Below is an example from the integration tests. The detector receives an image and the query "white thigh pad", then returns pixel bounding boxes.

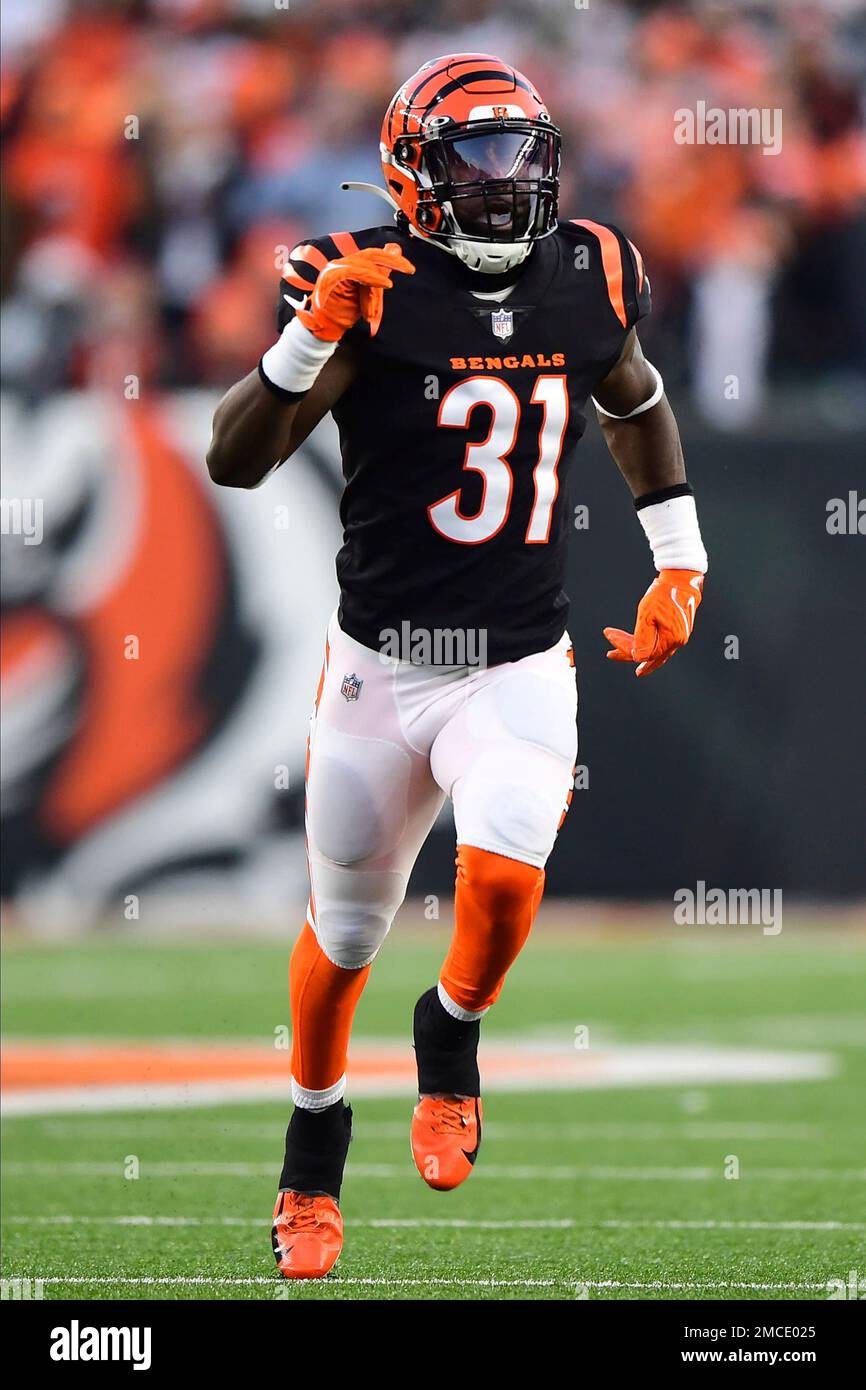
[453,746,572,867]
[434,647,578,868]
[307,726,411,865]
[476,669,577,761]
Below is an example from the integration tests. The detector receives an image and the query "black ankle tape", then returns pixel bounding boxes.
[413,987,481,1097]
[279,1101,352,1201]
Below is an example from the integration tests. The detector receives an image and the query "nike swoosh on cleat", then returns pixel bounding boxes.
[461,1099,482,1165]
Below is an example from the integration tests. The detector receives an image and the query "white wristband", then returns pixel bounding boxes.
[637,494,708,573]
[593,361,664,420]
[260,316,337,395]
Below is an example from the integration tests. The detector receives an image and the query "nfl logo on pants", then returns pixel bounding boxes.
[341,672,363,702]
[491,308,514,341]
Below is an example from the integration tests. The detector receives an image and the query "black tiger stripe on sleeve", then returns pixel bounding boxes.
[275,233,368,332]
[277,244,318,332]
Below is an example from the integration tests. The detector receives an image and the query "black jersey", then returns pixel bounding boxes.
[276,219,650,665]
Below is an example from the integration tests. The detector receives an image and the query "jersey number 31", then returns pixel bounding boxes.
[427,375,569,546]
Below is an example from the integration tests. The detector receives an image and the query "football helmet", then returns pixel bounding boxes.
[354,53,561,275]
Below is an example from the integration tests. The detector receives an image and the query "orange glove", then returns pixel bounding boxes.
[604,569,704,677]
[294,243,414,342]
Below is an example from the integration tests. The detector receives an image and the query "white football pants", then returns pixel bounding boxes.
[304,613,578,968]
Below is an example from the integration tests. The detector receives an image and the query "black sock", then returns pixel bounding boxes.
[413,986,480,1097]
[278,1100,352,1201]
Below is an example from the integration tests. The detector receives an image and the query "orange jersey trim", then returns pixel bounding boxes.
[328,231,361,257]
[292,243,329,274]
[571,219,628,328]
[627,238,645,293]
[281,267,315,293]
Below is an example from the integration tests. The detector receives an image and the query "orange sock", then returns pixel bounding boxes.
[289,922,370,1095]
[439,845,545,1015]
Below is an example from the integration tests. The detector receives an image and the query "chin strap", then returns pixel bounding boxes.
[451,240,531,274]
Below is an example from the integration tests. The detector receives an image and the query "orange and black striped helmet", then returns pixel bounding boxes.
[380,54,560,267]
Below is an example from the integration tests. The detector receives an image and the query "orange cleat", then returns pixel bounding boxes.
[271,1190,343,1280]
[411,1094,482,1191]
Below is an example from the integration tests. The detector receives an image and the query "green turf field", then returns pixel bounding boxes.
[2,918,864,1301]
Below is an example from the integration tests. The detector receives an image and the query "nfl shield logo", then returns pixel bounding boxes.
[491,308,514,341]
[340,672,363,702]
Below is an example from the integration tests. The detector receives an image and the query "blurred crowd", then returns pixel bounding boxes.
[2,0,865,424]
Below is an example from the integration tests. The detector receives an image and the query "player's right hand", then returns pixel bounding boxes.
[295,243,414,342]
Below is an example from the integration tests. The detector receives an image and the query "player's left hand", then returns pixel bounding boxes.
[603,569,704,677]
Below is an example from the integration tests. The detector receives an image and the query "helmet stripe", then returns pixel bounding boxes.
[398,60,455,134]
[394,60,540,137]
[421,69,534,115]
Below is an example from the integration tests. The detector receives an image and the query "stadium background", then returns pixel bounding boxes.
[3,0,865,924]
[1,0,865,1305]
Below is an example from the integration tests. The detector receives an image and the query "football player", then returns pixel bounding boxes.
[207,54,708,1279]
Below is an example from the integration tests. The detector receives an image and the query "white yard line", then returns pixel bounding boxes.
[4,1215,574,1230]
[4,1160,864,1181]
[5,1214,864,1232]
[601,1219,865,1232]
[6,1275,838,1292]
[28,1118,828,1141]
[358,1121,827,1142]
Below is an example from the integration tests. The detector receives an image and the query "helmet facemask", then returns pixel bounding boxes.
[388,118,561,274]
